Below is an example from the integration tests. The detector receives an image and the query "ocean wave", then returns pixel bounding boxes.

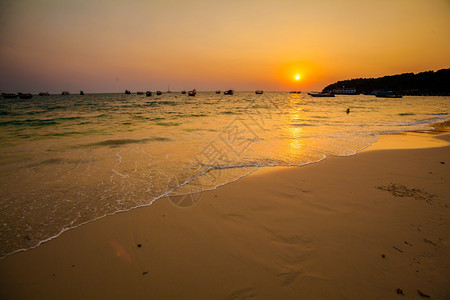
[43,131,84,137]
[220,111,240,115]
[0,119,59,127]
[81,137,171,147]
[155,122,180,126]
[145,101,179,107]
[291,123,316,127]
[45,105,67,110]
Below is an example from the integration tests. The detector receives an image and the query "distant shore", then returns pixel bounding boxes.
[0,123,449,299]
[323,68,450,96]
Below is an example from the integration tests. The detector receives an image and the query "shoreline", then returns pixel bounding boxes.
[2,122,448,261]
[0,123,449,299]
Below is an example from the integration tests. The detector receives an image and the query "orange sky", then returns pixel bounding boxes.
[1,0,449,93]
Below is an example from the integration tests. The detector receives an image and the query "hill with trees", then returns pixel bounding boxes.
[323,68,450,95]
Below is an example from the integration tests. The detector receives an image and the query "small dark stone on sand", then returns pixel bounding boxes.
[440,161,445,164]
[381,254,386,258]
[162,214,165,217]
[417,290,430,298]
[215,195,218,197]
[137,244,142,248]
[396,288,404,295]
[142,271,148,275]
[72,264,75,267]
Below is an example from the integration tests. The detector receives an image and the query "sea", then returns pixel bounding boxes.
[0,92,448,258]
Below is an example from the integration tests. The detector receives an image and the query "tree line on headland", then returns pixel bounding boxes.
[323,68,450,96]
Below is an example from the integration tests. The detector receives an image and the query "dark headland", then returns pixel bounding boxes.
[323,68,450,96]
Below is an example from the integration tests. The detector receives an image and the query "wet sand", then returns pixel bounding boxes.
[0,130,449,299]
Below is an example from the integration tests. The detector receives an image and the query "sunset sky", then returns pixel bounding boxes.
[1,0,449,93]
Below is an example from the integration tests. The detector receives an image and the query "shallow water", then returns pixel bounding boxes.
[0,92,448,258]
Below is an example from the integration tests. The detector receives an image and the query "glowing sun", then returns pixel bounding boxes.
[295,74,301,80]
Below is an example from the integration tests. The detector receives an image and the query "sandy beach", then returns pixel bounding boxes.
[1,128,449,299]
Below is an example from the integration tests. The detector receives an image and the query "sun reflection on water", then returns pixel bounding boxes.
[283,108,306,160]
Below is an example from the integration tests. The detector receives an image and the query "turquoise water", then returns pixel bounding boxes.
[0,92,448,258]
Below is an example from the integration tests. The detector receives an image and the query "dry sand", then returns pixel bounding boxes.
[0,130,449,299]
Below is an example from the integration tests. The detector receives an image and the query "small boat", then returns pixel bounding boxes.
[80,90,84,95]
[255,90,263,94]
[61,91,70,95]
[290,91,302,94]
[39,92,50,96]
[156,91,162,96]
[308,92,335,97]
[137,91,144,95]
[216,91,221,94]
[18,93,33,99]
[224,90,234,95]
[125,90,131,94]
[188,89,197,96]
[146,91,152,97]
[2,93,18,99]
[181,90,186,94]
[374,91,402,98]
